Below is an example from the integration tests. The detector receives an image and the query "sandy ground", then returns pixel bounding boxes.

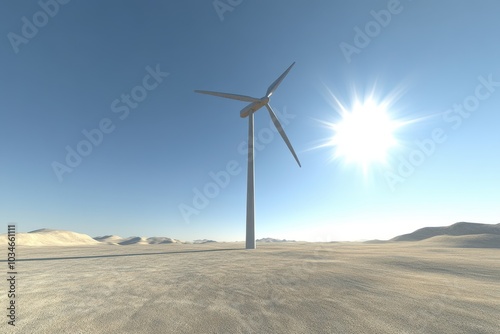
[2,242,499,333]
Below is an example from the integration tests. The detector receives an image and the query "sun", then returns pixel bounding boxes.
[314,83,415,174]
[329,99,399,169]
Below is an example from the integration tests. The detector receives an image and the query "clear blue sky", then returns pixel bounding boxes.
[1,0,499,241]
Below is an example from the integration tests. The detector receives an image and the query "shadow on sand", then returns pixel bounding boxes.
[1,248,244,262]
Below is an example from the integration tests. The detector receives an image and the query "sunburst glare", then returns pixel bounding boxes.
[314,84,411,175]
[331,99,397,165]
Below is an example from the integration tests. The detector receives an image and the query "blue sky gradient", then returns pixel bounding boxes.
[1,0,499,241]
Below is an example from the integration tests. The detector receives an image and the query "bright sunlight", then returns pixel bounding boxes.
[330,99,398,169]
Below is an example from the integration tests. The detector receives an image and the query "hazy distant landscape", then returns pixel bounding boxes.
[2,221,499,248]
[2,222,499,333]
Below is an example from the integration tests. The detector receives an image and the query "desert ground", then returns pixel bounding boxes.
[2,238,499,333]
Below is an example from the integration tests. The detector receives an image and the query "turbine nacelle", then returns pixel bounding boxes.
[195,62,295,119]
[240,102,259,118]
[239,97,269,118]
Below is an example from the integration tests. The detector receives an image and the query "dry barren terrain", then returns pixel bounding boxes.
[2,241,499,333]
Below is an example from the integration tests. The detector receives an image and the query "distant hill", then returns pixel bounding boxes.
[257,238,296,243]
[392,222,500,241]
[117,236,150,245]
[363,239,388,244]
[420,234,500,249]
[193,239,217,244]
[0,229,187,246]
[94,235,184,245]
[0,229,100,246]
[93,235,123,244]
[147,237,182,244]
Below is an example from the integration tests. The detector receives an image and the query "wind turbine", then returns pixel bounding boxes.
[195,62,301,249]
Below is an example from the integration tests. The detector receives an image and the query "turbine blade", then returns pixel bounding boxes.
[194,90,259,103]
[265,104,301,167]
[266,62,295,98]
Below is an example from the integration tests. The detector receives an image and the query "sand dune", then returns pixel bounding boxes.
[420,233,500,248]
[392,222,500,241]
[117,236,150,245]
[146,237,182,244]
[93,235,124,245]
[94,235,183,245]
[193,239,217,244]
[116,236,183,245]
[0,229,100,246]
[0,230,185,247]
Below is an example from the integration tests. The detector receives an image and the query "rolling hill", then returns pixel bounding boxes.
[391,222,500,241]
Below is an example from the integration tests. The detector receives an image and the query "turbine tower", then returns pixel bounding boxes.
[195,62,300,249]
